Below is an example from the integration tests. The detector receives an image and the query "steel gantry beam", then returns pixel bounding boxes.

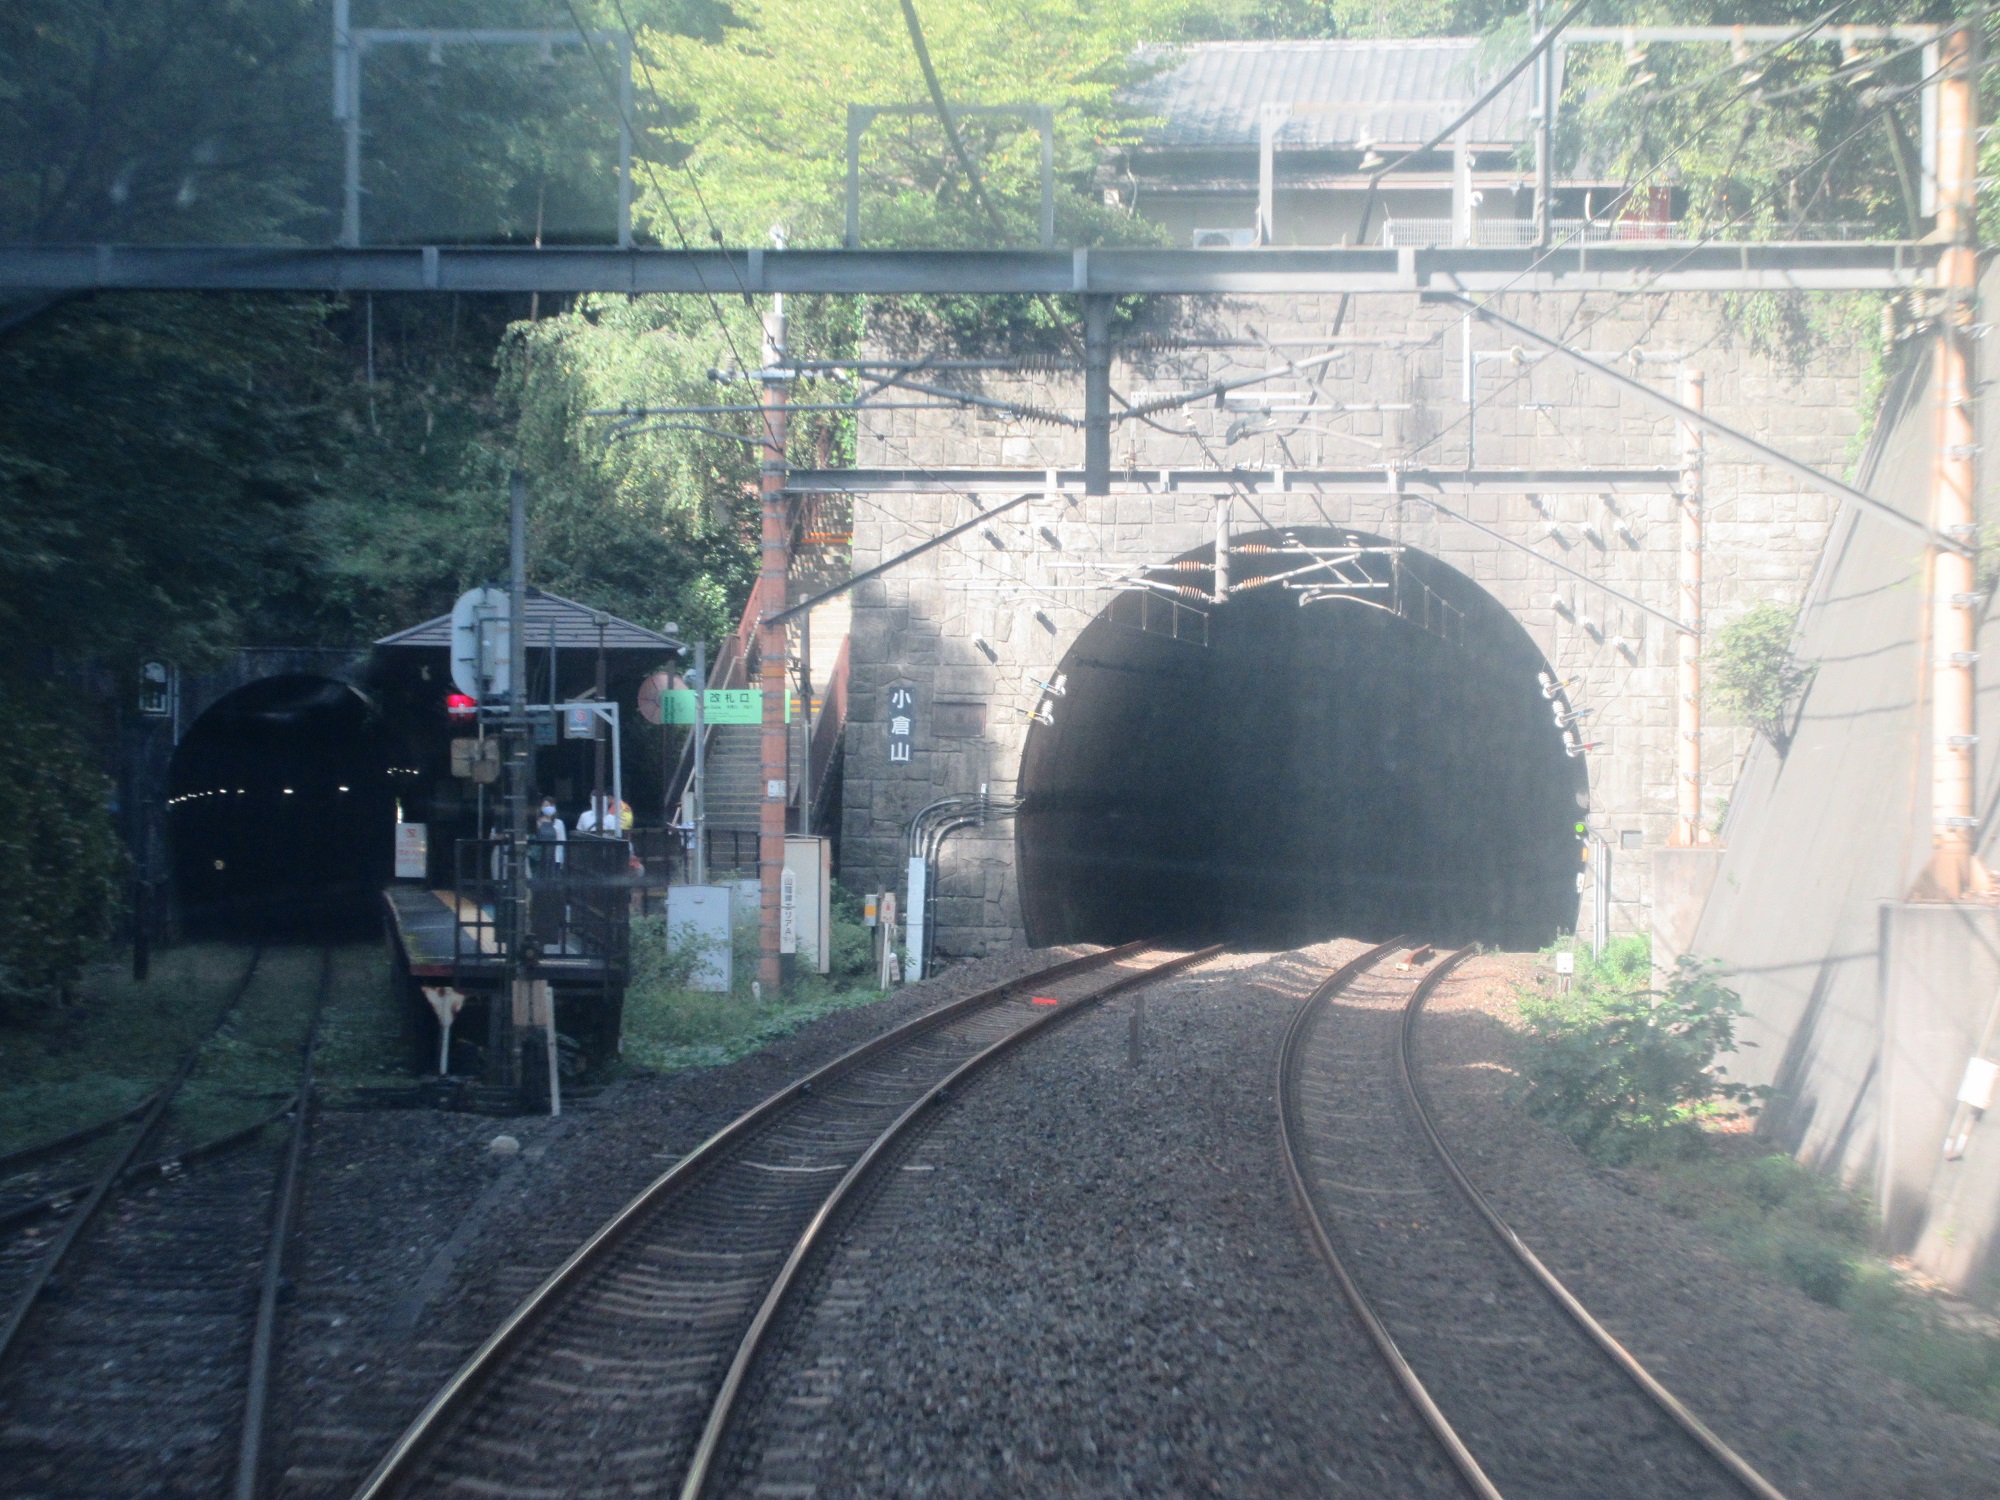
[779,466,1685,495]
[0,240,1938,296]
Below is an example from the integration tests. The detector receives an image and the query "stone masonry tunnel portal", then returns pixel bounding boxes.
[1015,529,1584,950]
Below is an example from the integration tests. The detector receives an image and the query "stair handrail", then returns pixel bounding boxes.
[806,635,850,833]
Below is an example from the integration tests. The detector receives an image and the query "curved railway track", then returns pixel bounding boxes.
[1278,941,1788,1500]
[353,940,1222,1500]
[0,943,330,1500]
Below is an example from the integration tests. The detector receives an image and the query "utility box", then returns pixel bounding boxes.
[784,836,831,975]
[666,885,734,992]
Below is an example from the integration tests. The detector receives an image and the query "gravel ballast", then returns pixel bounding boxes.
[248,941,2000,1498]
[1417,952,2000,1500]
[715,943,1464,1500]
[264,945,1084,1499]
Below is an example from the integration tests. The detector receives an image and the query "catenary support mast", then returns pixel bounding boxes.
[759,301,792,986]
[1674,369,1704,847]
[1918,26,1991,900]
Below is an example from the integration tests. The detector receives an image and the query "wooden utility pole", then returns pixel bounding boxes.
[758,300,791,987]
[1673,369,1705,847]
[1918,26,1991,900]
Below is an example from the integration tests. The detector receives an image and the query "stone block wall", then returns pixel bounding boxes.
[841,291,1872,960]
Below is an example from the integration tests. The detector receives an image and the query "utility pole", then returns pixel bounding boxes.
[1673,369,1705,847]
[1083,297,1111,496]
[500,470,532,1087]
[758,298,791,989]
[1532,0,1552,248]
[1918,25,1991,900]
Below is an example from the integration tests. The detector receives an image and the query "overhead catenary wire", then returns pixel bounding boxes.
[1433,291,1964,555]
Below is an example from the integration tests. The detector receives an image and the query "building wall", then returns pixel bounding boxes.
[841,290,1871,962]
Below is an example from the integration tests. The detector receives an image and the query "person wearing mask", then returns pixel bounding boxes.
[533,799,567,864]
[529,799,567,949]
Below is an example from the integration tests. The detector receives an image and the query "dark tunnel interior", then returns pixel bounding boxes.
[1016,528,1585,950]
[168,675,394,939]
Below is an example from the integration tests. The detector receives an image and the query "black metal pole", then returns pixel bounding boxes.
[501,470,531,1089]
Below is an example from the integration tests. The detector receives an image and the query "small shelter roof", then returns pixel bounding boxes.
[1126,39,1552,152]
[375,588,685,654]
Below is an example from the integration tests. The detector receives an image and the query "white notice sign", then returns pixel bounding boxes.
[394,822,428,880]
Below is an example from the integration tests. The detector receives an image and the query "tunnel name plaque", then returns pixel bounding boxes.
[887,684,917,766]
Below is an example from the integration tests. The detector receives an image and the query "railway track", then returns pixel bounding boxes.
[353,940,1221,1500]
[1278,941,1788,1500]
[0,944,331,1499]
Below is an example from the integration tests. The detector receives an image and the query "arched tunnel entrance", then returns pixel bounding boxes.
[1016,527,1584,950]
[168,675,393,938]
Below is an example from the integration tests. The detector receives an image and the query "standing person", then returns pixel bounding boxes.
[534,799,567,863]
[529,799,566,950]
[575,793,622,838]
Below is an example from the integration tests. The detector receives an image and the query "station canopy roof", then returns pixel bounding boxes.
[1125,39,1552,152]
[375,587,685,654]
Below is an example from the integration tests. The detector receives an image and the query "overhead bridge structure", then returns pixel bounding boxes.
[0,239,1941,297]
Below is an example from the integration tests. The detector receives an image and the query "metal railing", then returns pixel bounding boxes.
[451,836,633,978]
[1382,217,1889,247]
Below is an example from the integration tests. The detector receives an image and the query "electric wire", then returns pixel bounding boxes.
[558,0,753,380]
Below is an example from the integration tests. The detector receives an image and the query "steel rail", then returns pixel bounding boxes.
[1399,959,1791,1500]
[0,1091,164,1177]
[0,1092,302,1236]
[1277,939,1503,1500]
[235,945,335,1500]
[678,941,1228,1500]
[350,937,1159,1499]
[0,943,267,1371]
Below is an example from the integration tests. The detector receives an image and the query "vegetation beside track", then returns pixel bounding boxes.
[0,943,254,1158]
[1513,935,1765,1164]
[621,882,881,1073]
[1512,938,2000,1428]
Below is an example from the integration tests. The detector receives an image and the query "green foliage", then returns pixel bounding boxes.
[629,0,1218,249]
[0,294,345,670]
[490,292,861,640]
[1515,937,1764,1163]
[1842,1265,2000,1427]
[1652,1146,2000,1424]
[0,685,125,1014]
[0,943,253,1155]
[1558,3,1951,247]
[0,0,329,243]
[1657,1151,1872,1305]
[1708,602,1814,752]
[621,880,883,1071]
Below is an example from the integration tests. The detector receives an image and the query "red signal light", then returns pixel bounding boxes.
[446,693,478,723]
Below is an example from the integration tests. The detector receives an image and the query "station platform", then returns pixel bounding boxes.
[380,885,617,985]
